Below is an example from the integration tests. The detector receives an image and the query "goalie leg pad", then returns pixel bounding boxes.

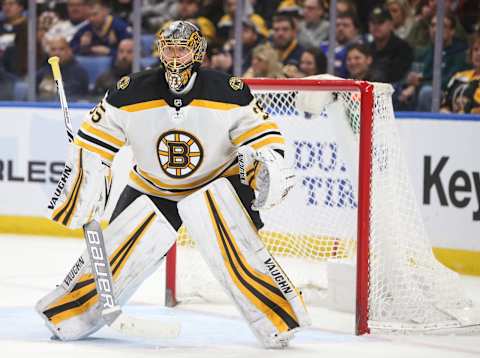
[36,195,177,341]
[178,178,310,348]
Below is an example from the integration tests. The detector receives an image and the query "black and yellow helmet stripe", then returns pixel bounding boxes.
[204,190,299,332]
[43,212,157,325]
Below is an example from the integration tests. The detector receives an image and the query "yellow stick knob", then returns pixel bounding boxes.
[48,56,62,81]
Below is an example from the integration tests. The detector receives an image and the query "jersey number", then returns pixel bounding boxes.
[90,102,106,123]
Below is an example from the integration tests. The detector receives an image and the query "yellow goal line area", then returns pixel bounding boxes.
[1,216,479,276]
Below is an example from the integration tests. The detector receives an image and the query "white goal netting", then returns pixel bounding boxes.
[173,79,479,333]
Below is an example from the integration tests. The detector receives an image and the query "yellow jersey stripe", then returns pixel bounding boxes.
[190,99,240,110]
[137,160,235,190]
[251,136,285,150]
[129,162,239,198]
[232,122,279,145]
[74,137,115,162]
[120,99,168,112]
[129,171,195,197]
[81,122,125,148]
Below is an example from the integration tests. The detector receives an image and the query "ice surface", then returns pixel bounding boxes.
[1,235,479,358]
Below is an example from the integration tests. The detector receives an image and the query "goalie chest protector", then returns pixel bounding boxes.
[75,67,284,200]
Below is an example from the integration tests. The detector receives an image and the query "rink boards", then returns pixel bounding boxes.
[0,103,479,275]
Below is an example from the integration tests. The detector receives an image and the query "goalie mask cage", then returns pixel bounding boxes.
[164,78,478,335]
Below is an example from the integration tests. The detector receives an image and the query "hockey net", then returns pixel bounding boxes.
[167,77,479,334]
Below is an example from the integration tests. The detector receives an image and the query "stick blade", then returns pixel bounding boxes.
[110,313,181,339]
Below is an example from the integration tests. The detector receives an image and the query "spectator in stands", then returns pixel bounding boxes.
[253,0,282,28]
[0,64,15,99]
[455,0,480,34]
[298,47,327,77]
[320,11,363,78]
[141,0,177,34]
[399,13,468,111]
[336,0,357,16]
[440,34,480,114]
[386,0,414,40]
[111,0,132,24]
[297,0,329,48]
[210,2,269,74]
[0,0,26,60]
[345,43,375,80]
[70,0,130,56]
[38,10,60,53]
[201,0,226,28]
[37,36,88,101]
[276,0,303,19]
[243,43,285,78]
[2,2,47,78]
[407,0,468,51]
[240,18,265,74]
[45,0,89,46]
[368,6,413,84]
[270,13,304,67]
[217,0,269,42]
[210,43,233,74]
[93,38,133,96]
[175,0,216,42]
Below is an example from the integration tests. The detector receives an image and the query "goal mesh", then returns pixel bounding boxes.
[173,79,476,333]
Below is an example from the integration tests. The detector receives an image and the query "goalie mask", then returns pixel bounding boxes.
[156,21,207,92]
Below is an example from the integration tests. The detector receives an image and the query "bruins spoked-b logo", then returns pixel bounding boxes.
[157,130,203,178]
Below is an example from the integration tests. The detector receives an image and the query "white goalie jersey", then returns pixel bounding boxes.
[74,68,286,200]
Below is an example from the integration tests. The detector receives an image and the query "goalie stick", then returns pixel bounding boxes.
[48,56,180,339]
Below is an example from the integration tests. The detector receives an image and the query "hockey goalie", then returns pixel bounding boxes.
[36,20,310,348]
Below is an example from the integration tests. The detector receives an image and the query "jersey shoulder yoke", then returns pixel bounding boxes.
[197,69,253,107]
[106,68,166,108]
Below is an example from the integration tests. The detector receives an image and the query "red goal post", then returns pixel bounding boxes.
[244,78,374,335]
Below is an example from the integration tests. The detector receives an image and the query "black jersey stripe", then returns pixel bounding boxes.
[134,158,238,194]
[240,131,283,147]
[77,129,119,154]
